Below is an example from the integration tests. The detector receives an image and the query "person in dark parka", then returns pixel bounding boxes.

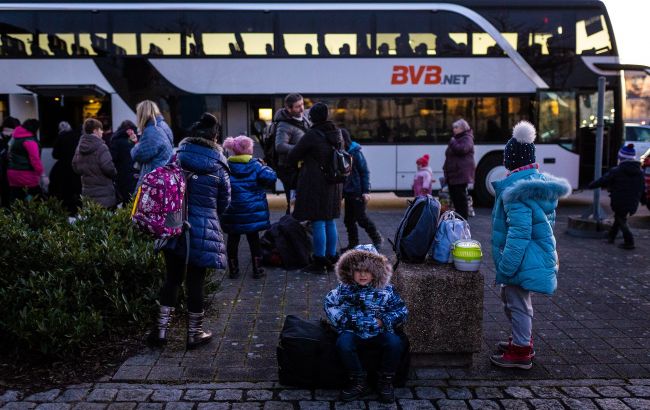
[288,102,343,273]
[221,135,277,279]
[588,143,646,250]
[148,113,231,350]
[442,118,475,219]
[49,121,82,215]
[1,116,21,207]
[72,118,117,209]
[110,120,138,204]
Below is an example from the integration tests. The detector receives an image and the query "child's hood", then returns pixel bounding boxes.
[501,172,571,204]
[335,249,393,288]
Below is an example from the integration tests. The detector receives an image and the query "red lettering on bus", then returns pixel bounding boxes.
[392,65,443,85]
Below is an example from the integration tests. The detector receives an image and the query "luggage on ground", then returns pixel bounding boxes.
[261,215,312,269]
[277,315,410,388]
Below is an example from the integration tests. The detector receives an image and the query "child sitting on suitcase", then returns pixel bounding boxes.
[324,244,408,403]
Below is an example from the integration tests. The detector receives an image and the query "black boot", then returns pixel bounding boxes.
[228,257,240,279]
[187,311,213,349]
[302,256,329,274]
[377,372,396,403]
[146,305,174,347]
[252,256,266,279]
[369,230,384,252]
[340,372,370,402]
[326,254,339,272]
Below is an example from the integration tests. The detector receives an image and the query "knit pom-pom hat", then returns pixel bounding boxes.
[504,120,536,170]
[223,135,254,155]
[416,154,430,168]
[618,143,636,161]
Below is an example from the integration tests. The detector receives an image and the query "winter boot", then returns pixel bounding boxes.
[496,337,535,359]
[326,254,340,272]
[302,256,329,274]
[490,343,533,369]
[186,311,213,349]
[618,242,635,250]
[228,258,240,279]
[377,372,396,403]
[369,229,384,252]
[340,372,370,402]
[252,256,266,279]
[146,305,175,347]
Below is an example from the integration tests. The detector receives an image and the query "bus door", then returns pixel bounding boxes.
[224,98,274,158]
[576,90,615,187]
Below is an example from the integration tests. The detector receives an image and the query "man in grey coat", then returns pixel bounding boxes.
[274,93,310,214]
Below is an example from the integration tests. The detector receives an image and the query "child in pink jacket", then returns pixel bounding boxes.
[412,154,433,196]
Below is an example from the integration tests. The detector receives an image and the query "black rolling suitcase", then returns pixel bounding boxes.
[277,315,410,388]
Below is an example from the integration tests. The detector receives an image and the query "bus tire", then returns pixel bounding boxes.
[474,152,504,207]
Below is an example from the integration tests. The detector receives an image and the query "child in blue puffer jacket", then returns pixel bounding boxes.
[324,245,408,403]
[490,121,571,370]
[221,135,277,279]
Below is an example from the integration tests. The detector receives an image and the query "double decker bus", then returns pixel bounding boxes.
[0,0,624,204]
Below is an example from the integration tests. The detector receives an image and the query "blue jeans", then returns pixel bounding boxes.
[500,285,533,347]
[312,219,338,257]
[336,331,404,374]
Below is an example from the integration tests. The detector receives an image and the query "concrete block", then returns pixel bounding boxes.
[392,262,483,367]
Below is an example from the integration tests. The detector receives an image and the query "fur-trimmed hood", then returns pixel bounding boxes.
[335,249,392,288]
[176,137,228,175]
[494,170,571,204]
[179,136,222,151]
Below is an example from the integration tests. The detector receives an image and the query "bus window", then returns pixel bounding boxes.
[1,34,32,56]
[576,14,612,55]
[471,33,516,56]
[38,34,75,56]
[141,33,181,56]
[113,34,138,55]
[77,33,108,56]
[240,33,273,55]
[579,91,614,128]
[537,91,576,148]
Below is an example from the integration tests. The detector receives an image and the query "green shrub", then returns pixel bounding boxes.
[0,198,165,358]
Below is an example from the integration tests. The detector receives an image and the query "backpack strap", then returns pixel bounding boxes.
[182,170,194,268]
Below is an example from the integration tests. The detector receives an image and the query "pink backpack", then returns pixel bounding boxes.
[130,162,189,239]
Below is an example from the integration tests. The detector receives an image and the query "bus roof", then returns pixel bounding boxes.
[0,0,606,5]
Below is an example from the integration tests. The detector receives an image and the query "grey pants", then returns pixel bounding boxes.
[500,285,533,347]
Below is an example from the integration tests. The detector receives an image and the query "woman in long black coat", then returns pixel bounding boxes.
[288,102,343,273]
[49,121,82,215]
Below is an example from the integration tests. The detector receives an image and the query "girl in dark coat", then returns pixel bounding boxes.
[110,120,138,204]
[288,102,343,273]
[221,135,277,279]
[148,113,231,350]
[49,121,82,215]
[442,118,475,219]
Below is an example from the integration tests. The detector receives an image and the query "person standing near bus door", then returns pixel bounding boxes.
[274,93,311,214]
[0,116,21,207]
[442,119,475,219]
[49,121,82,215]
[131,100,174,188]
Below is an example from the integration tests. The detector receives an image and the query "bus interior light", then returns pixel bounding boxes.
[258,108,272,122]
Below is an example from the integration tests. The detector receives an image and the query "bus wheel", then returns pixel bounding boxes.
[474,152,506,207]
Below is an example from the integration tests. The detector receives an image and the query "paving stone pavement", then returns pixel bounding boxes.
[4,201,649,408]
[111,204,650,383]
[4,379,650,409]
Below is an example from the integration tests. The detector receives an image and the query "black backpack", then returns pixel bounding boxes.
[314,129,353,184]
[390,195,441,266]
[261,121,279,170]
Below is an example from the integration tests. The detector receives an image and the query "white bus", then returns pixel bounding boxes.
[0,0,625,204]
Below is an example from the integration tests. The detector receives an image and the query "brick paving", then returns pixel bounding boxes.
[3,199,650,408]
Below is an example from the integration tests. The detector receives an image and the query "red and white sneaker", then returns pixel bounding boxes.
[490,343,534,370]
[496,337,535,359]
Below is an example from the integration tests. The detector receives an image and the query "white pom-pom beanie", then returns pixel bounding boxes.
[504,120,537,170]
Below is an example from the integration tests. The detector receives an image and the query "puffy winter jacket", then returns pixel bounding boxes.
[163,137,231,269]
[443,129,475,185]
[221,155,277,235]
[131,115,174,187]
[491,168,571,295]
[324,249,408,339]
[7,126,43,188]
[343,141,370,196]
[588,160,645,215]
[273,108,310,167]
[72,133,117,208]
